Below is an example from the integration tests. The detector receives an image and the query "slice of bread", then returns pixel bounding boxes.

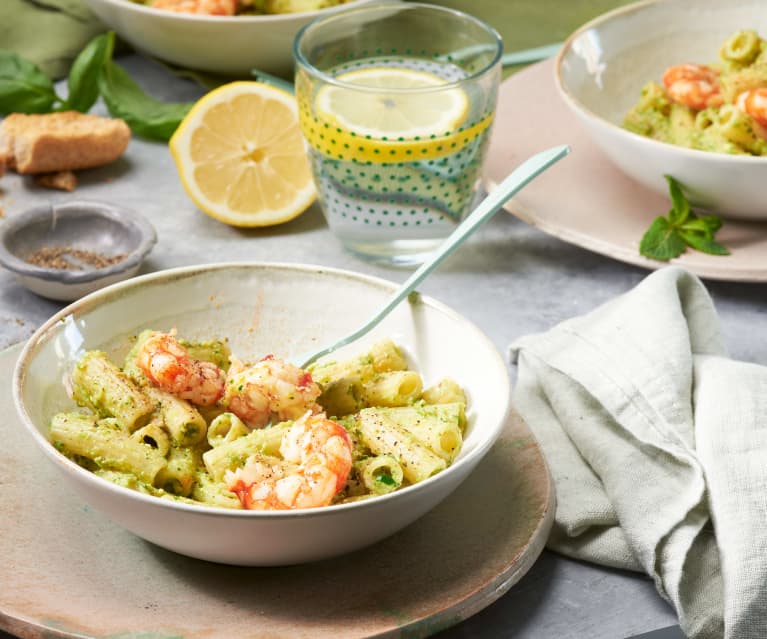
[0,111,130,174]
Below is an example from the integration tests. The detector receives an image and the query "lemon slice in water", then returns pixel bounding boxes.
[170,81,316,228]
[304,66,491,163]
[315,66,469,139]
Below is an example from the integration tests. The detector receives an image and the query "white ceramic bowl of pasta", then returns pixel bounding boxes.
[12,262,510,566]
[555,0,767,220]
[84,0,376,77]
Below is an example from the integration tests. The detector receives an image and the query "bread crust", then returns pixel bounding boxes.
[0,111,131,174]
[34,170,78,192]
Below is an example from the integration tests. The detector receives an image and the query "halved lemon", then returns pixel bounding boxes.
[302,66,492,164]
[170,81,316,228]
[315,67,469,139]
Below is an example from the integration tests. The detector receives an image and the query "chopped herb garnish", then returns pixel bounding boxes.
[639,175,730,261]
[375,472,396,486]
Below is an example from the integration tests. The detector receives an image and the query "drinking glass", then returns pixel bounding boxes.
[294,2,502,265]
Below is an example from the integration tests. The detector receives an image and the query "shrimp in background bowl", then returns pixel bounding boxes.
[150,0,237,14]
[623,29,767,156]
[140,0,347,15]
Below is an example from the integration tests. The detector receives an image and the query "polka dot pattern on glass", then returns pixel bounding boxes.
[296,53,498,255]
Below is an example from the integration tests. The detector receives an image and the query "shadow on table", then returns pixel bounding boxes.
[432,551,677,639]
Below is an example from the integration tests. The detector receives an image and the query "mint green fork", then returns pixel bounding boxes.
[296,143,571,369]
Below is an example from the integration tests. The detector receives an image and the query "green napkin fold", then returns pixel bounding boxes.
[0,0,105,79]
[510,266,767,639]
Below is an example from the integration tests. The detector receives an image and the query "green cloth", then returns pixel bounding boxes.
[2,0,637,80]
[0,0,106,79]
[437,0,635,61]
[510,266,767,639]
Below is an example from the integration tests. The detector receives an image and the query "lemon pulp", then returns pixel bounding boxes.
[302,66,492,164]
[315,66,469,139]
[170,81,316,228]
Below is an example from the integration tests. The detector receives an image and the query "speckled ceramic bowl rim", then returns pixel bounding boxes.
[554,0,767,165]
[0,200,157,284]
[13,261,511,521]
[88,0,375,24]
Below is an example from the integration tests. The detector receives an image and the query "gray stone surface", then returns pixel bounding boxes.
[2,55,765,638]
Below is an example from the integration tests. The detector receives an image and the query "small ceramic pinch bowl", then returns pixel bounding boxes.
[556,0,767,220]
[0,200,157,302]
[12,262,510,567]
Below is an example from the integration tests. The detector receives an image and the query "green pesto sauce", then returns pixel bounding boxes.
[623,79,767,156]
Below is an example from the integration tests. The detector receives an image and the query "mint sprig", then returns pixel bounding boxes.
[639,176,730,261]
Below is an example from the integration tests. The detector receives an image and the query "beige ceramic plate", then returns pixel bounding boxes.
[0,342,553,638]
[483,59,767,283]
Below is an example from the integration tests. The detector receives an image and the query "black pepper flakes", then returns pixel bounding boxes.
[25,245,127,270]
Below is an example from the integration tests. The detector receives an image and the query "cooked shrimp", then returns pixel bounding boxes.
[151,0,237,15]
[737,88,767,128]
[135,330,226,406]
[223,354,321,429]
[662,63,723,110]
[226,413,353,509]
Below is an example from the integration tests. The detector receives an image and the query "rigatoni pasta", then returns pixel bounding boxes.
[131,420,171,457]
[202,421,291,481]
[361,370,423,407]
[355,455,404,495]
[356,409,447,483]
[49,333,469,510]
[623,29,767,156]
[71,350,155,432]
[207,412,250,448]
[50,412,166,484]
[143,385,207,447]
[368,403,466,462]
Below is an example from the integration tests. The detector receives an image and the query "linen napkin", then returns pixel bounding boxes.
[509,266,767,639]
[0,0,105,79]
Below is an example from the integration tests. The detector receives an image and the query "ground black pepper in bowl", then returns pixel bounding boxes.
[0,200,156,301]
[25,246,128,270]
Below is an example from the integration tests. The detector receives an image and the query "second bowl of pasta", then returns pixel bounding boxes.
[84,0,376,77]
[12,262,510,566]
[556,0,767,220]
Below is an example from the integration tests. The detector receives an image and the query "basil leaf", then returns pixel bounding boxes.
[61,32,115,113]
[0,51,58,114]
[99,60,193,141]
[639,216,687,261]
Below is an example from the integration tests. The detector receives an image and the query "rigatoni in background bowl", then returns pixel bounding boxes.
[555,0,767,220]
[84,0,376,77]
[12,262,510,566]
